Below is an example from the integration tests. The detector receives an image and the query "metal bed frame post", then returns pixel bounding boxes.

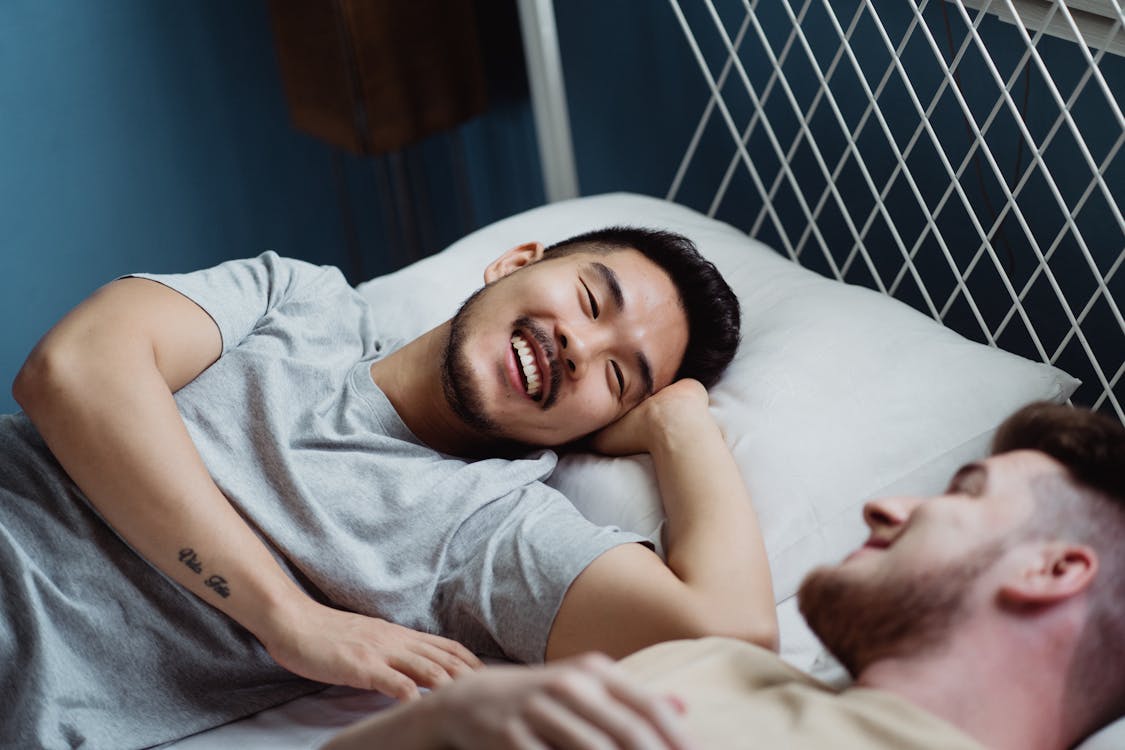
[516,0,581,202]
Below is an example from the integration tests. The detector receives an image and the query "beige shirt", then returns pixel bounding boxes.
[621,638,986,749]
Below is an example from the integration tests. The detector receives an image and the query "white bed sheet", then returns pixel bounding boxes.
[161,686,392,750]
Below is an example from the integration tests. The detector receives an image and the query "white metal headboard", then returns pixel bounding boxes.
[520,0,1124,421]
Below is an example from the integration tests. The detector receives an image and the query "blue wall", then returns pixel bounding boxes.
[0,1,542,413]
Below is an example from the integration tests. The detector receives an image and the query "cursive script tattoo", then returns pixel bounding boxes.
[204,575,231,598]
[177,547,231,598]
[178,548,203,574]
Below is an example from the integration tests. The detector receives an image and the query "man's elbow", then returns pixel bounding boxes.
[747,619,780,652]
[681,606,779,652]
[13,346,51,414]
[708,616,779,652]
[13,341,77,419]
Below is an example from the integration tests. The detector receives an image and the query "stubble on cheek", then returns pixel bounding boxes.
[797,541,1005,676]
[441,291,504,437]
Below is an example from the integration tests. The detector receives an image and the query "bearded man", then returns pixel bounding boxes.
[326,401,1125,750]
[3,227,776,749]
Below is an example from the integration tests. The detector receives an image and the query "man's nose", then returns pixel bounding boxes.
[558,323,599,380]
[863,495,925,532]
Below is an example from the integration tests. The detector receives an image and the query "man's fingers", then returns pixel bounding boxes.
[387,649,456,690]
[523,691,618,750]
[540,672,675,750]
[419,630,485,669]
[361,662,421,702]
[411,639,480,678]
[565,655,695,750]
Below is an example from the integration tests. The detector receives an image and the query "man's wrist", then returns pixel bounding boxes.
[647,405,721,459]
[247,580,317,647]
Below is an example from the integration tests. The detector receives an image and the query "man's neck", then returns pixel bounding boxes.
[854,622,1080,750]
[369,322,483,457]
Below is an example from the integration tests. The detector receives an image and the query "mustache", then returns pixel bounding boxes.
[514,315,564,409]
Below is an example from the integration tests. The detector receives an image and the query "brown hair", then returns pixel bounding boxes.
[992,402,1125,731]
[993,401,1125,503]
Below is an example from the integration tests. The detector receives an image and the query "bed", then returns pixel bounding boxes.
[166,1,1123,747]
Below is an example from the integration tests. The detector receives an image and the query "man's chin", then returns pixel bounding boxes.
[797,567,865,676]
[797,549,993,678]
[553,433,596,454]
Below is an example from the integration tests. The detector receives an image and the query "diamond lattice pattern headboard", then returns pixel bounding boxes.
[666,0,1124,420]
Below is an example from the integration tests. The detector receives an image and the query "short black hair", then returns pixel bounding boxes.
[543,226,740,389]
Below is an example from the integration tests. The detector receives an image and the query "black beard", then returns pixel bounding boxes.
[441,285,503,438]
[797,541,1005,677]
[439,288,563,447]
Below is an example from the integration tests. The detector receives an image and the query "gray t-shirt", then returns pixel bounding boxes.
[0,252,645,749]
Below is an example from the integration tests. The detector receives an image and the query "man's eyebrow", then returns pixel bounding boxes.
[591,262,625,311]
[948,462,988,494]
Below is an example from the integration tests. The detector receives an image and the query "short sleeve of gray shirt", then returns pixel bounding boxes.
[130,251,649,662]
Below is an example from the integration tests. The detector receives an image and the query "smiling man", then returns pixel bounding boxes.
[370,237,693,452]
[4,227,775,748]
[326,401,1125,750]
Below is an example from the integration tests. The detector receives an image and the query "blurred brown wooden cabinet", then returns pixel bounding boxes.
[268,0,488,154]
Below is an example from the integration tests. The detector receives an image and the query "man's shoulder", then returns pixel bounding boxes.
[620,638,985,749]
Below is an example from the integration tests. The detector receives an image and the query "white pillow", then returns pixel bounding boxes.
[356,190,1077,646]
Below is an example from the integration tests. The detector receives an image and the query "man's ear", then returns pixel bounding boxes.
[484,242,545,283]
[999,543,1098,606]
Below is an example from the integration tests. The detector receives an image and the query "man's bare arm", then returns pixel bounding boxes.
[13,277,479,698]
[322,654,692,750]
[546,379,776,660]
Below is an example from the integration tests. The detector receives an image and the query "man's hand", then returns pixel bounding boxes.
[263,601,482,700]
[546,372,778,660]
[323,653,695,750]
[591,379,712,457]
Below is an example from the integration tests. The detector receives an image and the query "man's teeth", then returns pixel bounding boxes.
[511,333,542,398]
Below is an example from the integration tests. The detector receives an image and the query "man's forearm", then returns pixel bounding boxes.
[16,343,308,647]
[648,405,777,648]
[15,279,483,695]
[323,654,692,750]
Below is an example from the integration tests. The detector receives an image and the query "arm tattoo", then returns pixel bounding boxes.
[204,575,231,598]
[178,548,203,574]
[178,547,232,598]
